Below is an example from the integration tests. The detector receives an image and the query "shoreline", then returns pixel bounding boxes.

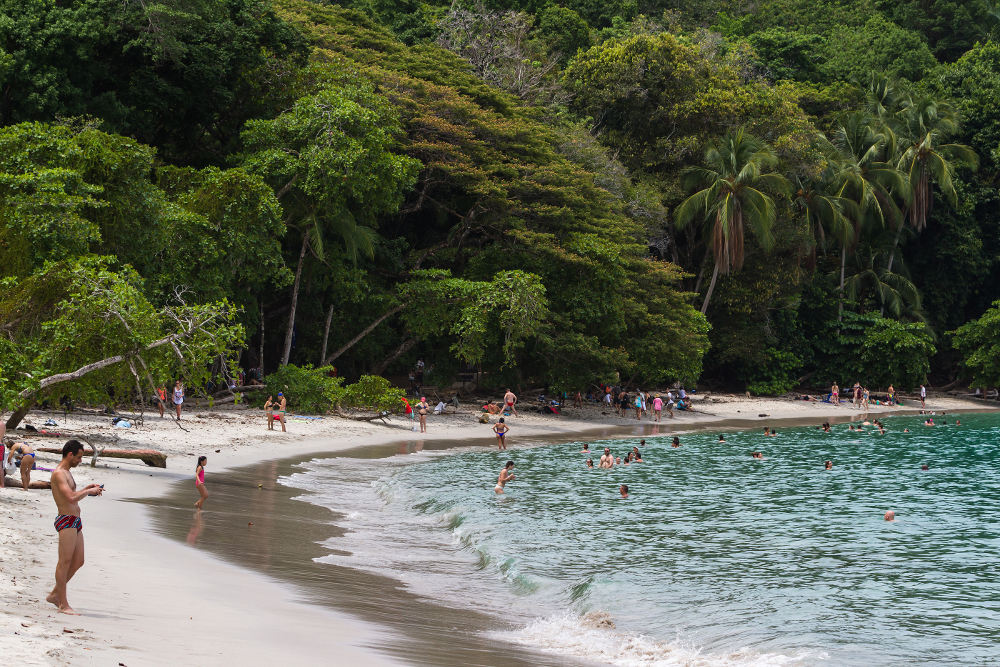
[2,394,995,665]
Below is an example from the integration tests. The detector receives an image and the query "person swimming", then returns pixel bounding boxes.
[494,461,515,494]
[586,459,594,468]
[672,436,680,448]
[581,443,590,453]
[884,510,896,521]
[824,460,833,470]
[619,484,629,499]
[718,434,726,443]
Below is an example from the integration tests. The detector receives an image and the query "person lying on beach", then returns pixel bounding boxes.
[599,448,614,468]
[495,461,515,494]
[194,456,208,509]
[482,401,501,415]
[619,484,629,499]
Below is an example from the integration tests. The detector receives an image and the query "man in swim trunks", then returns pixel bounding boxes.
[599,447,614,468]
[6,442,36,490]
[495,460,515,494]
[48,439,102,614]
[503,389,518,416]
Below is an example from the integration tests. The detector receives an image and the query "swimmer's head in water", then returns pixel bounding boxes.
[921,464,929,470]
[620,484,629,496]
[586,459,593,467]
[884,510,895,521]
[825,460,832,469]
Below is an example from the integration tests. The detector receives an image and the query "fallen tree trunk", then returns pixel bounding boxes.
[33,447,166,468]
[3,476,51,489]
[333,410,392,423]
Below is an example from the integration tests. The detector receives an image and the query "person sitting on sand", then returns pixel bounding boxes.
[619,484,629,499]
[6,442,36,490]
[482,400,501,415]
[494,461,515,494]
[599,448,614,468]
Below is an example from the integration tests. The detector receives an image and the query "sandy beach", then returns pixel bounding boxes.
[2,391,995,665]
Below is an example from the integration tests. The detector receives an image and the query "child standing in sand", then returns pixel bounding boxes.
[194,456,208,509]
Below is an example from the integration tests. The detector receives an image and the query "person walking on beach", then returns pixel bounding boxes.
[493,418,509,450]
[265,395,275,430]
[172,379,185,419]
[194,456,208,509]
[275,392,287,432]
[156,385,166,417]
[417,396,429,433]
[48,440,102,614]
[503,389,518,416]
[494,461,515,494]
[920,384,926,409]
[831,382,840,405]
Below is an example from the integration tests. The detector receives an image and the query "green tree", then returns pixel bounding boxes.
[675,129,791,313]
[859,317,936,389]
[240,84,421,366]
[950,300,1000,389]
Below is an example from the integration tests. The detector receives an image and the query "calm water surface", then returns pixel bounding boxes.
[282,413,1000,666]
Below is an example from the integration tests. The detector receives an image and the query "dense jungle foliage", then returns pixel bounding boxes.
[2,0,999,417]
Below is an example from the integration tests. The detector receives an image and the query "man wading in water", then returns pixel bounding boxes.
[48,440,103,614]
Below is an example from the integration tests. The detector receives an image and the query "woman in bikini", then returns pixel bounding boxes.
[417,396,429,433]
[492,418,509,450]
[494,460,515,494]
[264,395,274,430]
[7,442,37,489]
[194,456,208,509]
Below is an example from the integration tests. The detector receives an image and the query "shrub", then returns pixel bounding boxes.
[263,364,344,414]
[342,375,404,413]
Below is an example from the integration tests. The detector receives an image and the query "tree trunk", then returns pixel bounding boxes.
[258,299,265,375]
[324,303,406,365]
[281,233,309,367]
[693,247,711,295]
[886,221,904,275]
[372,337,417,376]
[319,304,335,365]
[5,403,31,430]
[700,263,719,315]
[838,246,847,324]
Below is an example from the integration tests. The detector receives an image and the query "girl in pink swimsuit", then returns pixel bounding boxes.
[194,456,208,510]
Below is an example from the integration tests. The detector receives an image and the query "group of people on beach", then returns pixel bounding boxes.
[826,382,926,410]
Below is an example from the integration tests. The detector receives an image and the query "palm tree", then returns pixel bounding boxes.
[675,129,791,314]
[831,112,908,321]
[885,96,979,272]
[844,248,923,320]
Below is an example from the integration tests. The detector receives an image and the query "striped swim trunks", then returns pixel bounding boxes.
[54,515,83,532]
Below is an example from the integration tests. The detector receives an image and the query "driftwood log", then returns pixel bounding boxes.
[3,476,51,489]
[33,447,166,468]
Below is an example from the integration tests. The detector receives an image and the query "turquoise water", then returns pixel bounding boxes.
[283,413,1000,665]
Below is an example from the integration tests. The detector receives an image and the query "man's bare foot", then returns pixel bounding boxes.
[46,592,59,607]
[58,605,79,615]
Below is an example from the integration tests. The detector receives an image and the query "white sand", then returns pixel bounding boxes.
[1,392,992,665]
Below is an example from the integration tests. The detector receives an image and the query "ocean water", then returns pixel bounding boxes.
[280,413,1000,666]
